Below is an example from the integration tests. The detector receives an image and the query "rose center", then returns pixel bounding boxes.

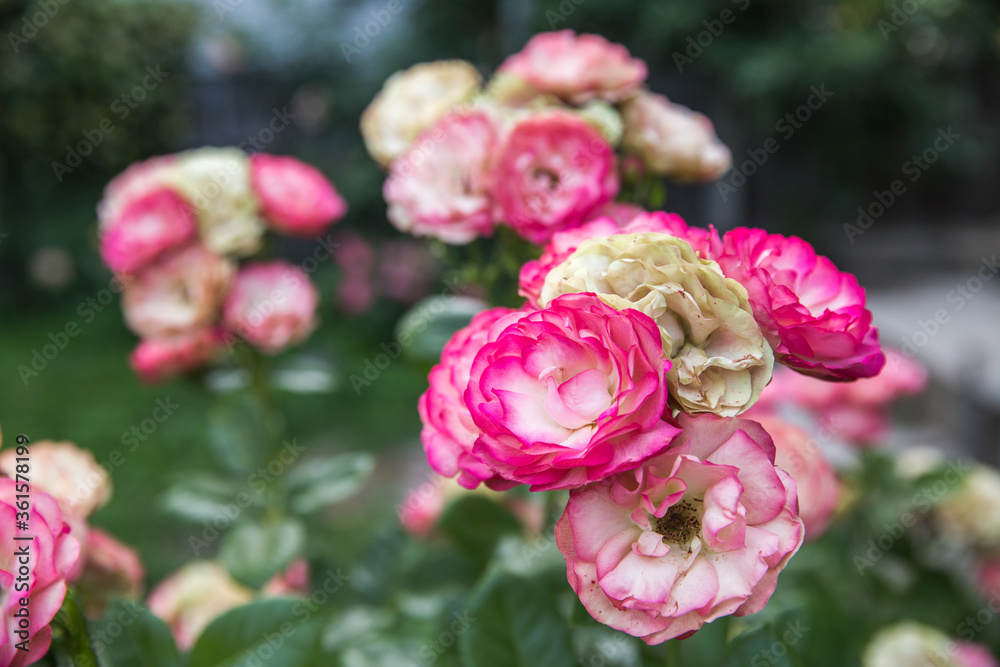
[532,167,559,190]
[653,499,702,545]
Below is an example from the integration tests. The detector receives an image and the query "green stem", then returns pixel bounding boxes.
[665,640,681,667]
[243,346,286,518]
[51,591,100,667]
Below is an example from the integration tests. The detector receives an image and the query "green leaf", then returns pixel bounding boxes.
[160,474,246,523]
[395,296,488,363]
[459,572,576,667]
[188,598,324,667]
[92,600,181,667]
[219,518,306,589]
[287,453,375,515]
[438,496,522,567]
[207,397,267,473]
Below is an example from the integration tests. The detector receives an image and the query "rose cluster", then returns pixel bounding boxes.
[362,31,732,246]
[418,217,887,642]
[96,149,347,383]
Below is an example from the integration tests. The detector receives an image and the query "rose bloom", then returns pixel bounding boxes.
[498,30,647,104]
[361,60,482,166]
[384,109,500,244]
[716,228,885,381]
[261,559,309,598]
[466,293,679,491]
[97,154,179,229]
[99,188,198,276]
[148,561,253,651]
[74,528,145,617]
[249,154,346,237]
[493,110,619,244]
[541,232,773,416]
[621,92,732,182]
[556,414,803,644]
[518,212,710,308]
[129,327,229,384]
[0,478,81,667]
[818,403,890,446]
[842,347,927,405]
[937,465,1000,550]
[863,622,999,667]
[166,148,265,257]
[378,240,435,304]
[332,232,377,316]
[419,307,516,490]
[0,441,110,521]
[122,244,234,339]
[754,416,840,540]
[222,261,319,353]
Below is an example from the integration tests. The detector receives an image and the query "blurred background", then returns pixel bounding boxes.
[1,0,998,589]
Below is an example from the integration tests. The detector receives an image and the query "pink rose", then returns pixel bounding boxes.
[716,228,885,381]
[398,476,450,537]
[818,404,889,446]
[955,644,1000,667]
[249,154,347,237]
[99,188,198,276]
[262,559,309,598]
[498,30,647,103]
[384,109,500,245]
[332,232,377,316]
[595,202,646,226]
[555,414,804,644]
[97,155,178,229]
[0,441,110,521]
[493,110,618,244]
[378,240,436,304]
[842,348,927,405]
[129,328,229,384]
[123,245,234,339]
[222,261,319,353]
[754,416,840,540]
[466,292,679,491]
[75,528,145,617]
[0,479,81,667]
[147,562,252,651]
[418,307,516,490]
[518,212,711,308]
[621,92,732,182]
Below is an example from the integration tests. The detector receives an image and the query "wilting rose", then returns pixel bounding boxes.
[166,148,265,257]
[74,528,144,617]
[97,155,180,229]
[129,328,229,384]
[99,188,198,276]
[466,293,679,491]
[556,414,803,644]
[222,261,319,353]
[498,30,646,104]
[419,307,516,490]
[122,245,234,339]
[147,561,253,651]
[361,60,482,166]
[385,109,500,244]
[542,232,773,416]
[493,110,618,244]
[754,416,840,540]
[937,465,1000,550]
[716,228,885,381]
[862,622,999,667]
[249,154,347,237]
[0,478,81,667]
[621,92,732,182]
[0,441,110,521]
[518,212,708,308]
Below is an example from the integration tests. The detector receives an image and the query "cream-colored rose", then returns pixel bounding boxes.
[621,92,731,182]
[937,465,1000,549]
[360,60,482,167]
[540,232,773,416]
[166,148,264,256]
[147,561,253,651]
[0,440,110,519]
[862,622,984,667]
[576,100,624,146]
